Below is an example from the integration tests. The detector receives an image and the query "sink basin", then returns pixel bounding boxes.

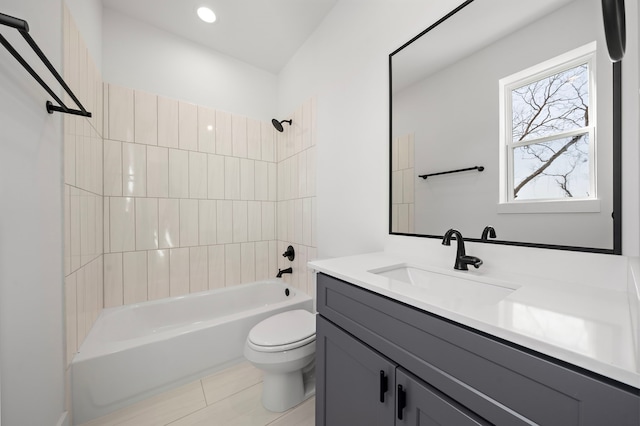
[369,265,518,310]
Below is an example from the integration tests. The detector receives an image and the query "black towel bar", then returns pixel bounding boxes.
[0,12,91,117]
[419,166,484,179]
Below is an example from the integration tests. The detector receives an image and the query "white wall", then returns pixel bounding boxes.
[102,8,278,121]
[0,0,66,424]
[278,0,640,258]
[65,0,102,70]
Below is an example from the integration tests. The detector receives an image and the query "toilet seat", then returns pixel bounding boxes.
[248,310,316,353]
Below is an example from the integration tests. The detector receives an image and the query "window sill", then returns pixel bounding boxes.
[497,198,601,214]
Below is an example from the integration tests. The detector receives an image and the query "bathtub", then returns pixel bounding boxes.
[71,280,313,424]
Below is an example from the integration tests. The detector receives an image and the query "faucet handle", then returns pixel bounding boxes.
[481,226,496,241]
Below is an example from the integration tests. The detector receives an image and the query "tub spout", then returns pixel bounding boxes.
[277,267,292,278]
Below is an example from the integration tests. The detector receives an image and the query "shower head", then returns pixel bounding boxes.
[272,118,292,132]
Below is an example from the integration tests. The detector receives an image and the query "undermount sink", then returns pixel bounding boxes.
[369,265,518,309]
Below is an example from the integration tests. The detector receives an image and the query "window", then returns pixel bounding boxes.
[499,43,597,211]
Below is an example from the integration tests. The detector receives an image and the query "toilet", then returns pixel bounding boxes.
[244,309,316,412]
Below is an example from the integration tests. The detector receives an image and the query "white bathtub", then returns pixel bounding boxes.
[71,280,313,424]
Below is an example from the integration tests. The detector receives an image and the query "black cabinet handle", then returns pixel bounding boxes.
[397,384,406,420]
[379,370,388,402]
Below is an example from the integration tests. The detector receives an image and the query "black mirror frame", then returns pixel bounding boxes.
[388,0,623,255]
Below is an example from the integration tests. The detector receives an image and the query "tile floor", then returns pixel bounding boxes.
[80,361,315,426]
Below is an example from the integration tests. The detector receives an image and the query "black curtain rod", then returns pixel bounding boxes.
[419,166,484,180]
[0,12,91,117]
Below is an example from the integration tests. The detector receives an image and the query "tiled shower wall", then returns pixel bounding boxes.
[63,5,105,367]
[102,84,283,306]
[391,133,415,233]
[276,101,317,297]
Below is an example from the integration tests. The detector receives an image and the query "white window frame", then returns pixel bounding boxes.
[498,42,599,214]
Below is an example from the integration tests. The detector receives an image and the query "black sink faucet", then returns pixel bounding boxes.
[442,229,483,271]
[481,226,496,241]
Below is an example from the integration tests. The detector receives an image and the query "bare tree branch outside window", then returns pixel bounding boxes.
[510,63,591,200]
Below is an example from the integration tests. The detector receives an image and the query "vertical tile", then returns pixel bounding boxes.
[310,96,317,147]
[255,241,269,281]
[397,204,409,233]
[215,110,232,155]
[391,137,399,172]
[293,107,303,154]
[216,200,233,244]
[189,151,208,199]
[290,154,299,199]
[306,146,316,197]
[286,198,295,242]
[298,151,307,197]
[148,250,170,301]
[277,201,287,241]
[103,197,110,253]
[64,133,76,186]
[97,255,104,316]
[180,199,199,247]
[198,106,216,153]
[297,247,309,295]
[247,118,261,160]
[224,244,241,286]
[75,134,86,190]
[247,201,262,242]
[254,161,268,201]
[294,199,303,245]
[303,198,312,246]
[199,200,217,246]
[408,204,415,233]
[170,248,190,296]
[403,169,414,203]
[84,259,98,329]
[392,170,403,204]
[262,202,275,241]
[232,115,247,158]
[207,154,225,199]
[398,134,409,170]
[158,96,179,148]
[108,85,134,142]
[109,197,135,252]
[147,146,169,198]
[159,198,180,248]
[261,121,275,162]
[311,197,317,248]
[190,247,208,294]
[134,90,158,145]
[123,142,147,196]
[307,247,318,299]
[85,193,97,262]
[179,101,198,151]
[103,83,109,139]
[136,198,159,250]
[268,240,278,279]
[241,243,256,284]
[64,186,71,276]
[123,251,148,304]
[208,245,225,290]
[169,148,189,198]
[65,273,78,363]
[104,253,123,308]
[391,204,399,233]
[76,267,87,345]
[268,163,277,201]
[240,159,255,200]
[232,201,248,243]
[224,157,240,200]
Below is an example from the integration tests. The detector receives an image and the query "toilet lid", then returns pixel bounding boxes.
[248,310,315,349]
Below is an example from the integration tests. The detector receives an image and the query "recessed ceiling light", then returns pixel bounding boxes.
[197,7,216,23]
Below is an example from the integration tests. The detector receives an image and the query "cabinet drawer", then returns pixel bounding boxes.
[318,273,640,426]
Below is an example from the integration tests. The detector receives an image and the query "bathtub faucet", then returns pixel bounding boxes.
[277,267,293,278]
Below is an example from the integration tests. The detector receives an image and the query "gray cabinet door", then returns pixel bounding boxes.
[396,368,489,426]
[316,316,396,426]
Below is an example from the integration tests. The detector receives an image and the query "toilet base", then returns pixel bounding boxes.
[262,364,315,412]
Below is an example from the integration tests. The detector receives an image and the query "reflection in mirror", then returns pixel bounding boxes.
[390,0,620,253]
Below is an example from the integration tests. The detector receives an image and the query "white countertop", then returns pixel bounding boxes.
[309,251,640,389]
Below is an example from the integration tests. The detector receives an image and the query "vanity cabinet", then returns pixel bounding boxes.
[316,273,640,426]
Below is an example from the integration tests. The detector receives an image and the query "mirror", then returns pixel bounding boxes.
[390,0,621,253]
